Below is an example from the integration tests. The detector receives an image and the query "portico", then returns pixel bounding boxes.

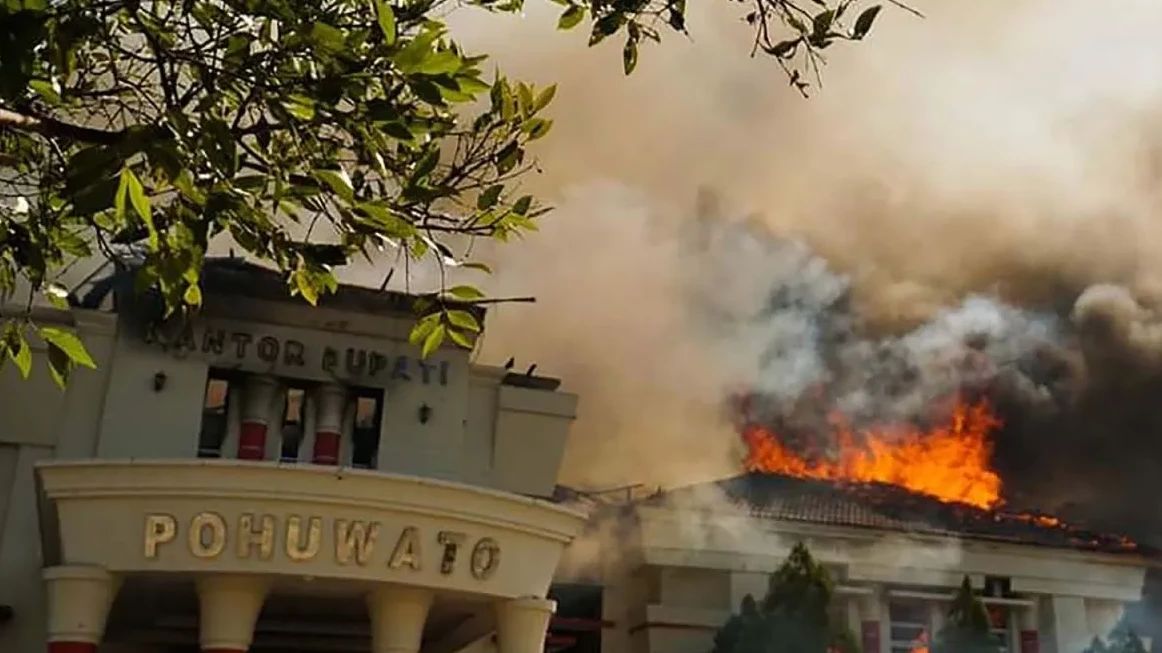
[36,460,586,653]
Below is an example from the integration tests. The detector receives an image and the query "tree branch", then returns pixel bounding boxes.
[0,107,125,145]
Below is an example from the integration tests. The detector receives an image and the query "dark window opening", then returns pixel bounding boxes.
[198,375,231,458]
[889,600,930,653]
[280,386,307,462]
[351,388,383,469]
[547,584,604,653]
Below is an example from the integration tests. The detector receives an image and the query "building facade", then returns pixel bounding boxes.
[0,260,586,653]
[1,259,1157,653]
[585,475,1158,653]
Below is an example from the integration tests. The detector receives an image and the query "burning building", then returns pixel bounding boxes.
[561,394,1160,653]
[1,251,1158,653]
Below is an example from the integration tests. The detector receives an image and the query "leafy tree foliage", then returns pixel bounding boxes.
[560,0,909,91]
[1084,616,1149,653]
[0,0,557,383]
[711,542,860,653]
[931,577,1000,653]
[0,0,895,384]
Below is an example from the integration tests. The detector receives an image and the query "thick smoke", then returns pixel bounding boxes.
[392,0,1162,544]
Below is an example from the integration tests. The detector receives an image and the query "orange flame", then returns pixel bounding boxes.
[741,398,1003,509]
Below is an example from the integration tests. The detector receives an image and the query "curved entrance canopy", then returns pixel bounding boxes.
[36,460,587,653]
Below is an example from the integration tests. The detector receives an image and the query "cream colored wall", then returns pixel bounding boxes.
[0,309,118,653]
[0,296,580,652]
[39,460,586,599]
[657,568,730,610]
[97,327,208,459]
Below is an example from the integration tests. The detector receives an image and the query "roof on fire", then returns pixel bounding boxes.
[643,472,1154,558]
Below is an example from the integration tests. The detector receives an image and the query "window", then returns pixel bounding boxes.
[198,375,231,458]
[350,388,383,469]
[889,601,931,653]
[986,604,1011,653]
[279,387,306,462]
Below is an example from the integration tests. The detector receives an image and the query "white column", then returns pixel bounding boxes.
[310,384,348,465]
[196,575,270,653]
[297,394,318,462]
[238,376,279,460]
[495,597,556,653]
[367,587,433,653]
[43,566,120,653]
[219,383,243,458]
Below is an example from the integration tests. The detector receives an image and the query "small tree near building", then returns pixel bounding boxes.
[711,542,860,653]
[932,577,1000,653]
[1084,616,1149,653]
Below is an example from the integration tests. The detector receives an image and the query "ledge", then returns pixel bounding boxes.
[497,385,577,418]
[36,460,589,599]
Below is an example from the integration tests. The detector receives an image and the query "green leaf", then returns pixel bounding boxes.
[558,5,585,30]
[590,14,623,46]
[124,170,151,224]
[376,0,397,45]
[311,22,347,53]
[421,322,446,358]
[447,328,475,349]
[853,5,882,39]
[522,117,552,140]
[357,202,417,238]
[411,148,440,182]
[534,84,557,112]
[764,39,799,58]
[394,26,441,74]
[314,168,355,202]
[447,309,481,332]
[10,334,31,379]
[117,168,155,246]
[114,170,129,219]
[668,0,686,31]
[477,185,503,209]
[623,36,639,75]
[184,283,203,306]
[201,118,237,176]
[517,83,533,114]
[812,9,834,36]
[282,94,317,120]
[44,283,70,309]
[29,78,61,104]
[447,285,485,300]
[39,327,96,369]
[461,262,493,274]
[46,343,69,388]
[416,50,462,75]
[293,269,320,305]
[512,195,533,215]
[409,317,438,346]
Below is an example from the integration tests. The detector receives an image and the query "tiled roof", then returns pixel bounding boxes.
[647,472,1152,557]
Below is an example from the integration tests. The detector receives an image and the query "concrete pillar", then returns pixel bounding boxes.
[857,591,884,653]
[495,597,556,653]
[1019,603,1039,653]
[196,575,270,653]
[367,587,434,653]
[1044,596,1087,653]
[238,376,278,460]
[311,385,348,465]
[44,566,119,653]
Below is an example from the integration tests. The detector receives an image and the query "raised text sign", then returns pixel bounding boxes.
[144,512,500,579]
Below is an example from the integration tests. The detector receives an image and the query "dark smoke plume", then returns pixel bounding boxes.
[686,193,1162,547]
